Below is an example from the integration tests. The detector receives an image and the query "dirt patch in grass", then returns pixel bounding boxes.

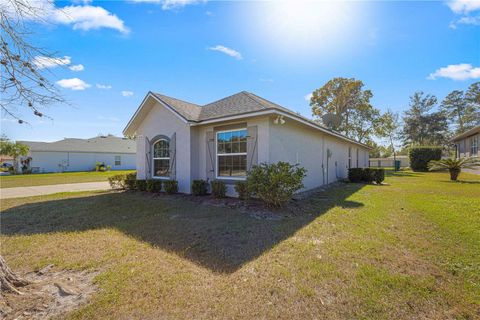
[1,266,98,320]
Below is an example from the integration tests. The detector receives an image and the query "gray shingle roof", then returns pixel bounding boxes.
[19,136,136,153]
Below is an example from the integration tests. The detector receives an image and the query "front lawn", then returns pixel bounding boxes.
[1,171,479,319]
[0,170,135,189]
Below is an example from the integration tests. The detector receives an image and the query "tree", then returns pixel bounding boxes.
[0,137,29,173]
[1,0,65,124]
[376,110,401,170]
[428,157,480,181]
[310,77,380,143]
[402,92,449,146]
[441,86,479,134]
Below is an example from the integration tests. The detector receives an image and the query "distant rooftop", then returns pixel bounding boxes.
[19,135,136,154]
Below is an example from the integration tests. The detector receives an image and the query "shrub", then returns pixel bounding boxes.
[211,180,227,198]
[136,179,147,191]
[146,179,162,192]
[234,181,250,200]
[124,172,137,190]
[362,168,375,183]
[409,147,442,172]
[192,179,208,196]
[348,168,364,182]
[372,168,385,184]
[95,162,106,172]
[247,161,307,208]
[108,174,126,189]
[164,180,178,194]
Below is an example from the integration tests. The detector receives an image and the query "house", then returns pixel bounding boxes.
[369,155,409,168]
[18,135,136,173]
[452,125,479,159]
[123,91,371,195]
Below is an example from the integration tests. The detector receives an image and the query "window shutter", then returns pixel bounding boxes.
[145,136,151,177]
[206,131,215,181]
[169,133,176,180]
[247,126,258,172]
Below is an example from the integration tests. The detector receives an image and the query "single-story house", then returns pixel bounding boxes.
[18,135,136,173]
[124,91,370,195]
[452,125,479,159]
[369,155,409,168]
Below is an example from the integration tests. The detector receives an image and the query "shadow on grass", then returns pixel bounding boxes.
[441,180,480,184]
[1,183,364,273]
[386,171,423,178]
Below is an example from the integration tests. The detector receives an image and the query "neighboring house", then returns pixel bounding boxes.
[369,155,409,168]
[0,155,14,167]
[124,91,371,195]
[452,125,479,159]
[18,136,136,173]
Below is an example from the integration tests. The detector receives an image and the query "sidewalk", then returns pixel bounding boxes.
[0,181,111,199]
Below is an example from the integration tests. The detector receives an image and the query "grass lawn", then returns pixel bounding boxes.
[0,170,135,189]
[1,171,479,319]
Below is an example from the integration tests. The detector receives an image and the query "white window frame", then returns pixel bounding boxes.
[114,155,121,166]
[215,128,248,180]
[471,136,478,156]
[152,138,170,179]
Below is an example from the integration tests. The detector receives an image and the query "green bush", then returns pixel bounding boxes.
[124,172,137,190]
[136,179,147,191]
[164,180,178,194]
[234,181,250,200]
[372,168,385,184]
[146,179,162,192]
[348,168,364,182]
[348,168,385,184]
[409,147,442,172]
[192,179,208,196]
[247,161,306,208]
[108,174,126,189]
[211,180,227,198]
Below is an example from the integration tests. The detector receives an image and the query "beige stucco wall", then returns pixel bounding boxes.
[268,118,369,191]
[135,101,192,193]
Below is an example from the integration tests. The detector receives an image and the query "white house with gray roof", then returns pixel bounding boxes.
[124,91,371,195]
[19,135,136,173]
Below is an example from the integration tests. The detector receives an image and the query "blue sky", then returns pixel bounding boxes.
[2,0,479,142]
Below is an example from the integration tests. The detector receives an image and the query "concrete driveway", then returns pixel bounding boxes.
[0,181,111,199]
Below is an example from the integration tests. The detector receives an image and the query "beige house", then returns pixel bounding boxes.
[123,91,371,195]
[452,125,479,159]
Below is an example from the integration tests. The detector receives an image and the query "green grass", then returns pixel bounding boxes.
[0,170,135,188]
[1,171,479,319]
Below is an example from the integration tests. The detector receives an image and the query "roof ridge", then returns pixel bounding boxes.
[202,91,248,107]
[152,92,201,107]
[241,91,271,110]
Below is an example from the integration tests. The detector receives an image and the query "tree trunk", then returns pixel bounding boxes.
[0,255,30,296]
[449,169,460,181]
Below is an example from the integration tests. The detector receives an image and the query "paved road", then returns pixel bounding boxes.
[463,168,480,175]
[0,181,111,199]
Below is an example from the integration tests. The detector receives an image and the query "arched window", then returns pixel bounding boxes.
[153,139,170,178]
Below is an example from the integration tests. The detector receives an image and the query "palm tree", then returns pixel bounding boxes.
[428,157,480,181]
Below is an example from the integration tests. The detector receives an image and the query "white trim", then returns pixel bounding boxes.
[152,138,170,179]
[123,92,189,136]
[215,128,248,180]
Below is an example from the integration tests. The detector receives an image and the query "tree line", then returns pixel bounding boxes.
[308,78,480,158]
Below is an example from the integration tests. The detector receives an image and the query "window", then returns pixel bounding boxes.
[348,147,352,169]
[114,155,121,166]
[217,129,247,179]
[153,139,170,178]
[471,136,478,156]
[356,148,359,167]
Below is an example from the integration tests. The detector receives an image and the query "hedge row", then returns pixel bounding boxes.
[409,147,442,172]
[348,168,385,184]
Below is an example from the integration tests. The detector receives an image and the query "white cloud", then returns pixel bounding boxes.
[56,78,91,90]
[3,1,129,34]
[97,115,120,122]
[131,0,205,10]
[208,45,243,60]
[122,90,134,97]
[53,5,130,34]
[259,78,274,83]
[69,64,84,71]
[96,83,112,89]
[428,63,480,81]
[304,93,313,102]
[448,0,480,14]
[33,56,71,69]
